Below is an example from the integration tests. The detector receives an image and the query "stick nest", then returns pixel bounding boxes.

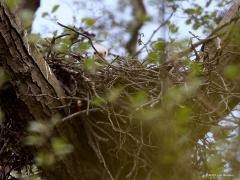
[39,29,192,179]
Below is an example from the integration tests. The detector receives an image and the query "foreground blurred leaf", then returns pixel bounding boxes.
[77,43,91,52]
[20,10,34,28]
[35,151,55,166]
[224,65,240,79]
[28,121,49,134]
[130,91,147,109]
[24,135,45,146]
[83,58,96,71]
[41,12,49,18]
[51,138,73,157]
[107,87,123,102]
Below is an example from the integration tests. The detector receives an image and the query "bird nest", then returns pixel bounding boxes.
[39,27,195,179]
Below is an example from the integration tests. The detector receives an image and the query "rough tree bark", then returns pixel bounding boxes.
[0,1,240,180]
[0,2,109,180]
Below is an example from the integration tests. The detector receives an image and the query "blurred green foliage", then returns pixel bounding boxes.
[1,0,239,179]
[25,116,73,167]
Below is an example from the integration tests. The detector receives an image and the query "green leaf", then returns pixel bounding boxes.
[193,22,200,30]
[148,51,158,62]
[83,58,96,71]
[20,10,34,28]
[184,8,195,15]
[176,106,192,122]
[107,87,123,102]
[41,12,49,18]
[175,106,192,134]
[187,62,202,77]
[135,108,161,121]
[51,4,60,13]
[152,40,165,50]
[185,19,191,25]
[77,43,90,52]
[24,135,45,146]
[168,23,178,33]
[52,138,73,156]
[59,44,69,53]
[91,96,106,106]
[102,31,109,38]
[63,37,71,45]
[82,18,96,27]
[35,151,55,166]
[195,6,202,15]
[28,121,49,134]
[140,15,152,22]
[130,91,147,109]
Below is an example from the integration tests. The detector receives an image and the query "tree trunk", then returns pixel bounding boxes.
[0,2,106,180]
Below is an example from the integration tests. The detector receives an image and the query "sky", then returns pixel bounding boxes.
[33,0,129,36]
[32,0,218,56]
[32,0,200,38]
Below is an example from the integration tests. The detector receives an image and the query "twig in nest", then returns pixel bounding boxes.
[81,72,106,103]
[83,118,114,180]
[57,22,108,63]
[62,108,100,121]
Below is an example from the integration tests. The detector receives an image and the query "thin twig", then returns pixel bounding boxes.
[62,108,100,121]
[57,22,108,63]
[134,12,174,57]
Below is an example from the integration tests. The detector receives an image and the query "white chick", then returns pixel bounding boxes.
[93,43,108,63]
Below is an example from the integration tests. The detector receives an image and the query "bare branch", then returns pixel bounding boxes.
[134,11,174,57]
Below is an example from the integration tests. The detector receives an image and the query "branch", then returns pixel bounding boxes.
[134,11,174,57]
[190,2,240,140]
[0,2,65,118]
[126,0,146,55]
[62,108,100,121]
[57,22,108,63]
[166,14,240,62]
